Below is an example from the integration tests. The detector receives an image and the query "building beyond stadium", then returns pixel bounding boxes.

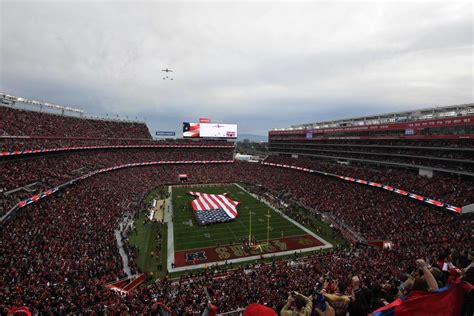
[269,104,474,178]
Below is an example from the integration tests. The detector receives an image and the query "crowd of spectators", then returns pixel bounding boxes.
[264,155,474,207]
[1,157,472,314]
[270,143,473,160]
[269,138,474,148]
[0,106,151,139]
[2,147,472,218]
[0,106,235,154]
[269,137,474,174]
[270,148,474,173]
[0,137,232,153]
[0,147,234,216]
[1,116,473,315]
[2,104,472,314]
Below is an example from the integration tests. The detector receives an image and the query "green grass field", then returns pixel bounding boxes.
[172,184,307,251]
[128,214,167,276]
[129,184,346,278]
[128,187,168,277]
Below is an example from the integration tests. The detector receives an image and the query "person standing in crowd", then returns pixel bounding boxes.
[280,292,312,316]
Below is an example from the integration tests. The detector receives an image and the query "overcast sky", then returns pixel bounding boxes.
[1,1,473,136]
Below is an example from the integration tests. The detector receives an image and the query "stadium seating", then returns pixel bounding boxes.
[269,138,474,175]
[1,107,472,315]
[0,106,151,139]
[263,155,474,207]
[0,147,234,216]
[1,156,472,314]
[0,137,232,153]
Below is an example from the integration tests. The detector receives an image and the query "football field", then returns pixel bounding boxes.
[170,184,331,269]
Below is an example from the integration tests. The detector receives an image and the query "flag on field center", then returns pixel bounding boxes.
[371,282,473,316]
[189,192,240,225]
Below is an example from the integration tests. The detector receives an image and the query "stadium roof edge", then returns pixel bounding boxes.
[1,92,84,113]
[272,103,474,131]
[1,92,146,124]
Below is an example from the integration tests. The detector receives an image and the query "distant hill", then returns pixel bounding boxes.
[237,133,268,142]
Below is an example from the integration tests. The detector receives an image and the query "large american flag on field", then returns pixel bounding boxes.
[189,192,240,225]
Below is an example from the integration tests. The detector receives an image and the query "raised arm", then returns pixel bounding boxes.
[416,259,439,291]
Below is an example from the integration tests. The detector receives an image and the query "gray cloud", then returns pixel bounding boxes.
[1,1,472,136]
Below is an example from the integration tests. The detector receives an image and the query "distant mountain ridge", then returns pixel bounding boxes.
[237,133,267,142]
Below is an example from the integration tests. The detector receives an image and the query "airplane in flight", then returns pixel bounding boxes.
[161,68,173,73]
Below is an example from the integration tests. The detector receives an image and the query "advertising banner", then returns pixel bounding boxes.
[155,131,176,137]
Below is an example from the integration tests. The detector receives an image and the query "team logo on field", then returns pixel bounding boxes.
[297,237,313,246]
[185,251,207,263]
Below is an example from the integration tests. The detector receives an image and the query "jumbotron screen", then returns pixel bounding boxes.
[183,122,238,138]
